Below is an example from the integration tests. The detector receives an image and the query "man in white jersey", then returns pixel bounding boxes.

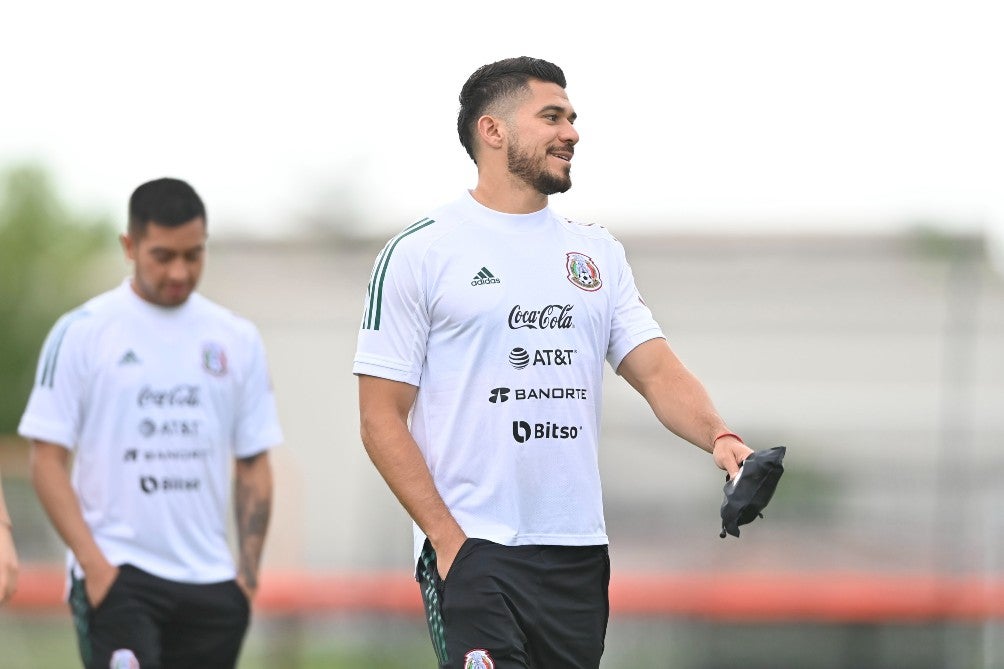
[19,178,283,669]
[354,57,754,668]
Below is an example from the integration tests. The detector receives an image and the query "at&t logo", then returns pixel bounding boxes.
[512,421,581,443]
[509,347,575,369]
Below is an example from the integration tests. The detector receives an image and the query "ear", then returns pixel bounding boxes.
[120,233,136,262]
[476,114,506,151]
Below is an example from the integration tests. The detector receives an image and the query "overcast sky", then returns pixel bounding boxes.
[2,0,1000,243]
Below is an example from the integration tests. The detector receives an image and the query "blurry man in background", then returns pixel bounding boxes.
[19,178,283,669]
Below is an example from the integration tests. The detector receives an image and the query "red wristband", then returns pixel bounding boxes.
[712,432,744,448]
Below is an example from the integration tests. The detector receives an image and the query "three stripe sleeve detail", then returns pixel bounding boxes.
[362,218,435,331]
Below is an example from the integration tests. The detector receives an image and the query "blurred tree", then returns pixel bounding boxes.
[0,165,115,434]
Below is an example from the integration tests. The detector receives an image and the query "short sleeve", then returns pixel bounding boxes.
[233,328,284,458]
[605,243,665,370]
[352,234,430,387]
[17,310,91,450]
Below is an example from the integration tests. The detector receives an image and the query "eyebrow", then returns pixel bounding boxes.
[150,243,205,256]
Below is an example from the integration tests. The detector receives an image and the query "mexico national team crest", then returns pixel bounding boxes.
[464,649,495,669]
[565,251,602,292]
[202,342,228,377]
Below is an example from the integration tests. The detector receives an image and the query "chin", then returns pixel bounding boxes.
[157,290,192,307]
[541,179,572,196]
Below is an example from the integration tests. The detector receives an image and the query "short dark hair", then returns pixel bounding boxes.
[457,56,567,163]
[128,178,206,237]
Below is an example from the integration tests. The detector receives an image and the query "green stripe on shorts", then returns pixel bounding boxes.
[418,542,449,665]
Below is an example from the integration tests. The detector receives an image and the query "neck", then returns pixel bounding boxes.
[471,174,548,214]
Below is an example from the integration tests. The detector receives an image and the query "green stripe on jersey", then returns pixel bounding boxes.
[362,217,435,330]
[40,309,89,388]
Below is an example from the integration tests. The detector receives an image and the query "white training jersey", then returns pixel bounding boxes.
[19,279,283,584]
[353,192,664,561]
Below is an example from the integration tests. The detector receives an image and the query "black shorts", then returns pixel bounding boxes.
[69,563,250,669]
[417,538,610,669]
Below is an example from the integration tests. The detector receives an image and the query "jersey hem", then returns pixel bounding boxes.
[17,419,75,451]
[352,359,420,386]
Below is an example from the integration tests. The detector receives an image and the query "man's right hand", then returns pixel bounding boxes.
[84,561,119,608]
[433,531,468,580]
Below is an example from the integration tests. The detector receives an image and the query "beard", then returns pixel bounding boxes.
[507,139,572,195]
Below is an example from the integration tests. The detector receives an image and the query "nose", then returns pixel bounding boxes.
[167,257,190,281]
[560,121,579,146]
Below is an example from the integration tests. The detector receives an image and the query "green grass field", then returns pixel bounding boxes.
[0,612,435,669]
[1,609,991,668]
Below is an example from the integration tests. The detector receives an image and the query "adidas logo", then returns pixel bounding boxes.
[118,350,141,365]
[471,266,501,286]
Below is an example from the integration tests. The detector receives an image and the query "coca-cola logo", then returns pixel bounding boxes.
[137,384,200,408]
[508,304,574,330]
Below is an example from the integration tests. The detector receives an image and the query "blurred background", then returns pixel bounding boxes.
[1,1,1001,667]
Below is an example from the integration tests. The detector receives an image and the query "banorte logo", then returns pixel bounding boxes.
[489,388,510,403]
[512,421,581,443]
[508,304,574,330]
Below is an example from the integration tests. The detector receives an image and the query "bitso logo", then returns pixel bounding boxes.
[512,420,582,443]
[140,476,201,494]
[565,252,602,291]
[508,347,575,369]
[464,649,495,669]
[508,304,574,330]
[489,387,510,403]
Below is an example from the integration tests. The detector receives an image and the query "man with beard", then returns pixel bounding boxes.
[354,57,752,668]
[20,178,282,669]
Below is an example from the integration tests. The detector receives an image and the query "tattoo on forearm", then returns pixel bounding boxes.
[236,479,271,591]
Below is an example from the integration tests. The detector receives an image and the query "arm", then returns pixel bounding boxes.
[29,441,117,605]
[0,468,19,604]
[234,451,273,600]
[358,374,466,578]
[617,338,753,477]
